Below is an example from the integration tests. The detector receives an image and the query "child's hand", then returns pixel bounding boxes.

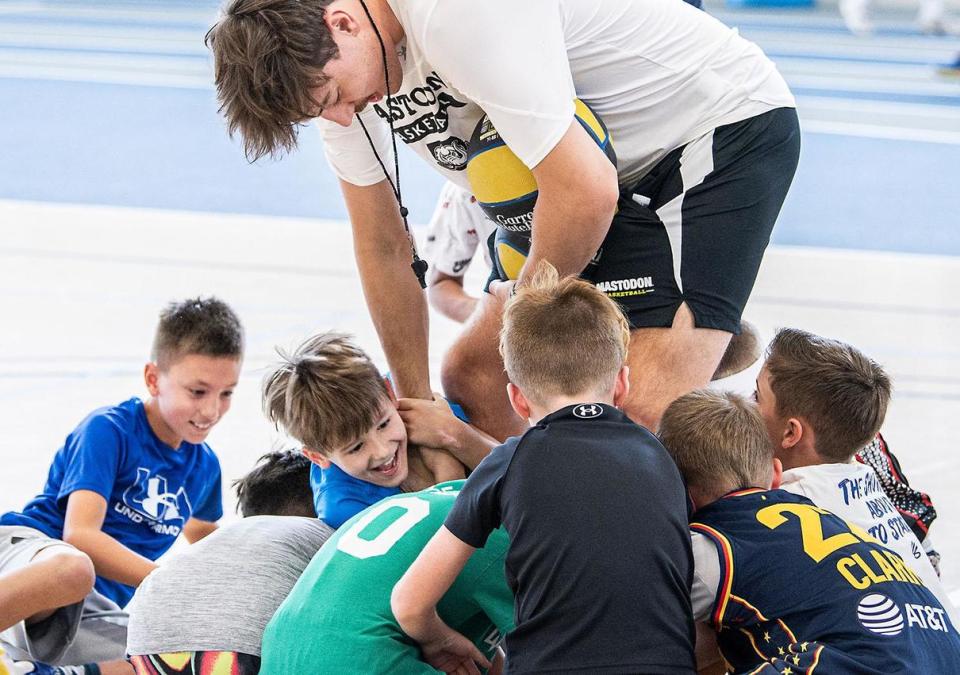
[420,629,492,674]
[398,393,463,452]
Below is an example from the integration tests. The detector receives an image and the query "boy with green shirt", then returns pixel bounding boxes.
[259,481,513,674]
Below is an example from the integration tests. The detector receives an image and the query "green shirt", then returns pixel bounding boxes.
[260,481,514,674]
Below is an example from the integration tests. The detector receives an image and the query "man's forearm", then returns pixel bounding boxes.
[344,179,432,399]
[521,191,615,283]
[521,119,620,284]
[428,278,478,324]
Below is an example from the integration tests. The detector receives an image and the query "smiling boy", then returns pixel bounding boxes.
[0,297,242,663]
[261,332,466,528]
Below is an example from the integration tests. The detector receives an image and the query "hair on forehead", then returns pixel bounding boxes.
[659,389,773,499]
[205,0,341,161]
[151,296,245,368]
[765,327,891,463]
[499,261,630,405]
[262,332,389,453]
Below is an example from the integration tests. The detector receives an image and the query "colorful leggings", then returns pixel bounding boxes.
[130,652,260,675]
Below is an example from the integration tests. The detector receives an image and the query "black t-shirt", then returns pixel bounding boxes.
[445,404,695,674]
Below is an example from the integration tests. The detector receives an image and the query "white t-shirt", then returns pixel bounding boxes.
[318,0,795,190]
[423,182,496,277]
[780,462,958,625]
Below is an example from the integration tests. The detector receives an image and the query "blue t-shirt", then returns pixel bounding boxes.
[308,394,469,528]
[310,463,400,529]
[0,397,223,606]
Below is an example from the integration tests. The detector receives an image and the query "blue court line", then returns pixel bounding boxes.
[767,51,960,67]
[790,87,960,106]
[0,15,212,30]
[726,20,960,38]
[0,44,209,58]
[2,42,951,69]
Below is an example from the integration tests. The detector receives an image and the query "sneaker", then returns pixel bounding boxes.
[0,649,58,675]
[0,647,45,675]
[712,320,762,381]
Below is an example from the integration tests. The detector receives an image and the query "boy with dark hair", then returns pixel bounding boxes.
[0,297,241,663]
[660,389,960,674]
[259,481,513,674]
[755,327,956,622]
[392,262,695,674]
[125,450,331,675]
[232,450,315,518]
[261,332,475,527]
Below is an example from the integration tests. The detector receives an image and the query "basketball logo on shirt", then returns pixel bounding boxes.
[117,468,192,535]
[427,137,469,171]
[573,404,603,419]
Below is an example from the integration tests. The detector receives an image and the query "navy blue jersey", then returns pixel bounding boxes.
[692,489,960,674]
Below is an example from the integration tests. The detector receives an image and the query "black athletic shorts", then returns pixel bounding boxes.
[487,107,801,333]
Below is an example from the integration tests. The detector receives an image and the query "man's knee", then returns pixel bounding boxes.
[440,335,503,399]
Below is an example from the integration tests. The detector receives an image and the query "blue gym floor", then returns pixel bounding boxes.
[1,0,958,255]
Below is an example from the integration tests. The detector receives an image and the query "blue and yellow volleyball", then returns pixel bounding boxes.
[466,99,617,280]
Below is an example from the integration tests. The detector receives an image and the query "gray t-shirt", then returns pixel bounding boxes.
[126,516,333,656]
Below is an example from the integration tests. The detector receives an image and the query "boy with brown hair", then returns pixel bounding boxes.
[392,262,695,674]
[261,332,470,528]
[660,389,960,674]
[755,327,956,621]
[0,297,242,666]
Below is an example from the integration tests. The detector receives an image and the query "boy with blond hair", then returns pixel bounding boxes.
[261,332,470,527]
[392,262,695,674]
[754,327,956,621]
[0,297,241,666]
[659,389,960,674]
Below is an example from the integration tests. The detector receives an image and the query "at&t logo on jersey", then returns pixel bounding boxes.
[116,467,192,536]
[857,593,951,636]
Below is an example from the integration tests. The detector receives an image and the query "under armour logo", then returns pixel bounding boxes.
[573,404,603,419]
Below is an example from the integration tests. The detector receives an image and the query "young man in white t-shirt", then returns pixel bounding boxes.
[206,0,800,439]
[422,182,496,323]
[754,327,958,623]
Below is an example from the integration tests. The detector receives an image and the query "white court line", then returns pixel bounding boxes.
[0,64,210,87]
[787,73,960,97]
[797,95,960,120]
[801,118,960,144]
[0,32,206,54]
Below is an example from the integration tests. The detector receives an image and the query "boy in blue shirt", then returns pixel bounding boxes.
[261,332,482,528]
[0,297,242,664]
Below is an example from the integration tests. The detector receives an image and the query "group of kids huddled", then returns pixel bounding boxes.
[1,263,959,675]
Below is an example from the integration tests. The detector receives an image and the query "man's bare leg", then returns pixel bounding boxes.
[440,292,525,442]
[623,303,732,432]
[0,546,94,631]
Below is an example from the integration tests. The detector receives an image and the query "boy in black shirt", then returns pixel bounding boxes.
[392,262,695,674]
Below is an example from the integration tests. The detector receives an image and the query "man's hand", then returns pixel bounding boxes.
[487,279,516,305]
[399,393,499,469]
[421,629,492,675]
[398,394,462,452]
